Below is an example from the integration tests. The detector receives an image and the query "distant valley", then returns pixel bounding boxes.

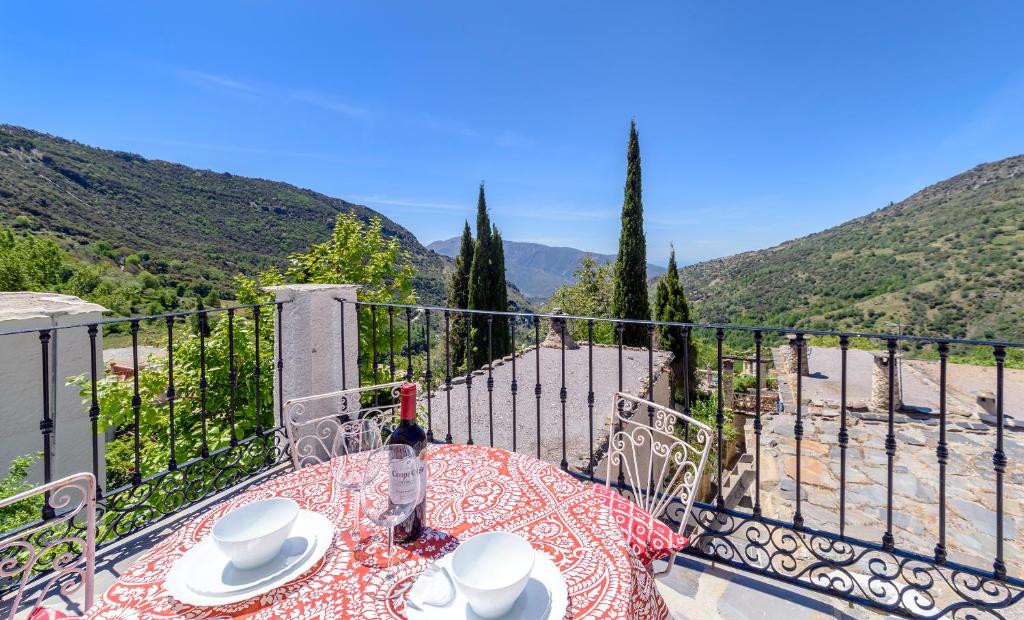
[428,237,665,300]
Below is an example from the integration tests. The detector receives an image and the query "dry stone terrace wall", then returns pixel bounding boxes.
[763,345,1024,579]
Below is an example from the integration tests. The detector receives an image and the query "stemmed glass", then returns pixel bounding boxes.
[360,444,421,586]
[331,418,383,548]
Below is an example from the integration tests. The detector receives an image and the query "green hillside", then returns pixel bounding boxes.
[680,155,1024,341]
[0,125,449,303]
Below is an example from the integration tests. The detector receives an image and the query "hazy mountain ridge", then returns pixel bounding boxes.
[678,155,1024,340]
[428,237,665,299]
[0,124,450,302]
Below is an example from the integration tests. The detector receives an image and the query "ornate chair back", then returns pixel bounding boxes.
[0,472,96,619]
[284,381,405,469]
[604,392,712,574]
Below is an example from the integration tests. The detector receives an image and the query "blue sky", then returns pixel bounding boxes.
[2,2,1023,265]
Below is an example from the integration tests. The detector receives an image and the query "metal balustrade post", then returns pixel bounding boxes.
[228,309,238,447]
[753,330,763,518]
[839,335,849,537]
[87,325,102,497]
[935,342,948,563]
[276,302,284,424]
[560,319,568,471]
[683,326,691,442]
[406,307,413,382]
[716,328,725,510]
[616,321,625,488]
[339,299,347,389]
[199,311,210,458]
[166,317,177,471]
[465,315,474,446]
[535,317,542,460]
[253,306,262,435]
[388,306,396,381]
[130,320,142,485]
[487,314,494,447]
[424,309,433,442]
[372,307,379,404]
[882,338,897,551]
[511,319,518,452]
[38,329,54,518]
[587,320,595,479]
[993,346,1007,580]
[794,333,805,529]
[444,311,453,444]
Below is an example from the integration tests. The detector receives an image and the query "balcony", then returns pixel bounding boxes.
[1,285,1022,619]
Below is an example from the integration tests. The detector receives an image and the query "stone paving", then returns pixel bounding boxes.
[764,346,1024,579]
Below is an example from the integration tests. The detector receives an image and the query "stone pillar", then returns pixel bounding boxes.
[722,359,735,410]
[870,353,902,412]
[265,284,360,417]
[0,293,107,485]
[784,335,810,376]
[541,309,579,350]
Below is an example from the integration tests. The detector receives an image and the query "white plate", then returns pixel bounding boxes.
[406,550,568,620]
[165,510,333,606]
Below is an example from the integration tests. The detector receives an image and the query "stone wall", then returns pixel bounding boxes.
[869,353,902,412]
[782,336,810,376]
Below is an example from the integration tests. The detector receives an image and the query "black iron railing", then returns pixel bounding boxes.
[0,302,290,563]
[345,299,1024,619]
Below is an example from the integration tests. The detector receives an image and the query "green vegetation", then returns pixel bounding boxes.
[545,256,616,343]
[679,155,1024,346]
[0,454,42,533]
[466,184,511,367]
[655,248,698,401]
[0,124,448,304]
[1,225,198,320]
[447,221,473,368]
[612,120,651,346]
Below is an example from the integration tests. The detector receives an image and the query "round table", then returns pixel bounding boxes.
[86,444,670,619]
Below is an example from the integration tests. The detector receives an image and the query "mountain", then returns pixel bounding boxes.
[428,237,666,300]
[678,155,1024,341]
[0,125,449,303]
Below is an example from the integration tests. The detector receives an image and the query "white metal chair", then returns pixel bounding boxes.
[283,381,406,470]
[0,472,96,619]
[604,392,712,576]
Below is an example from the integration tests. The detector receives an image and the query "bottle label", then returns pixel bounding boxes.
[417,460,428,504]
[389,459,418,505]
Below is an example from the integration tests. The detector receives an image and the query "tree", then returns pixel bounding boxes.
[545,256,616,344]
[466,184,510,368]
[654,247,698,403]
[237,212,417,385]
[612,119,651,346]
[447,221,473,369]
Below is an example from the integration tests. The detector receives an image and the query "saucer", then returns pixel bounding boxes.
[165,509,333,606]
[406,550,568,620]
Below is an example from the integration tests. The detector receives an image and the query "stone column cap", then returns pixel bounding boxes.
[0,292,107,322]
[263,283,361,301]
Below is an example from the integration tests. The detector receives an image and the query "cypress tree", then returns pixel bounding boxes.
[654,247,697,403]
[467,183,494,368]
[491,225,510,356]
[465,183,511,367]
[447,220,473,369]
[612,119,651,346]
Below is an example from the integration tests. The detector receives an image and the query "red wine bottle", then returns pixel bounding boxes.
[388,382,426,543]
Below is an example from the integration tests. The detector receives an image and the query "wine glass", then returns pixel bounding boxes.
[360,444,421,586]
[331,418,383,548]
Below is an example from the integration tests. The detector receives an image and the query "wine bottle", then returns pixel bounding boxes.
[388,382,426,542]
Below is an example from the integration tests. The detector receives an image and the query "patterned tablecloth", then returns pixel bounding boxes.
[86,444,669,619]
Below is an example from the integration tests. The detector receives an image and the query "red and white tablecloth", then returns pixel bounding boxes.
[85,444,670,619]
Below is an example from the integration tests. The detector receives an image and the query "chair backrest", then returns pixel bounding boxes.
[604,392,712,552]
[283,381,406,469]
[0,472,96,619]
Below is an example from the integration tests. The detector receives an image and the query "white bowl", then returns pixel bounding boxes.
[451,531,535,618]
[212,498,299,570]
